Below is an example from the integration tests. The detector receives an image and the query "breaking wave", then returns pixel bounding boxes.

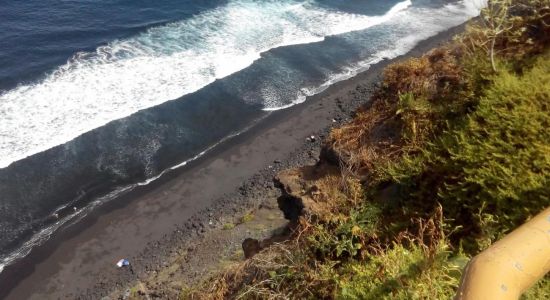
[0,0,412,168]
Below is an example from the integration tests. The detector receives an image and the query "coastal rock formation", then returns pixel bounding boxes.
[240,156,343,260]
[242,238,262,258]
[274,162,340,222]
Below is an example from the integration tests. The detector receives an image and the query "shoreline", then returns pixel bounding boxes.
[0,23,468,300]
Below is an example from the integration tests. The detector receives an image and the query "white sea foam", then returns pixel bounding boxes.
[0,117,262,274]
[261,0,486,111]
[0,0,412,168]
[0,205,86,276]
[0,0,489,275]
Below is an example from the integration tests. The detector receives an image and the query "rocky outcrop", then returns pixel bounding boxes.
[240,157,342,259]
[274,162,340,222]
[242,238,262,259]
[319,141,341,166]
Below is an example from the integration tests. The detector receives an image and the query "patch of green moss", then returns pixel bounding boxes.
[240,212,254,223]
[222,223,235,230]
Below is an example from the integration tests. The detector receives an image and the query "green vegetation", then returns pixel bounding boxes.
[240,212,254,223]
[184,1,550,298]
[222,223,235,230]
[385,53,550,252]
[336,241,467,300]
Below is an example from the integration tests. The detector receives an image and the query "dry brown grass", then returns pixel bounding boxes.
[183,204,449,300]
[378,47,464,103]
[459,0,550,71]
[328,46,466,181]
[329,99,398,178]
[183,3,550,298]
[183,240,328,299]
[182,39,486,300]
[184,172,370,299]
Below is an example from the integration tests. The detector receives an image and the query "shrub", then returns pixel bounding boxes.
[336,241,467,300]
[459,0,550,71]
[183,1,550,298]
[385,52,550,251]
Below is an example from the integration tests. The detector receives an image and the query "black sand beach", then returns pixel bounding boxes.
[0,23,468,300]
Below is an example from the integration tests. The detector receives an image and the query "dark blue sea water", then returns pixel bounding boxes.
[0,0,485,272]
[0,0,221,90]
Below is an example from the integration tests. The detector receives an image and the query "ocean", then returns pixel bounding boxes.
[0,0,485,273]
